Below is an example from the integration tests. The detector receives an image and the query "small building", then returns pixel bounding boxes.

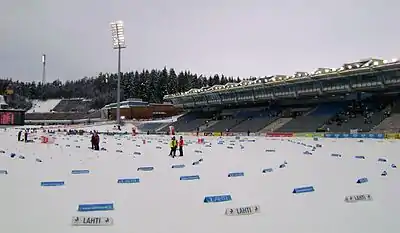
[100,98,182,120]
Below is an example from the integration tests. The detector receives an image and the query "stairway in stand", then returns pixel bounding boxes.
[259,117,293,133]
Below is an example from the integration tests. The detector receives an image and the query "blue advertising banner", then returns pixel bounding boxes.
[324,133,384,139]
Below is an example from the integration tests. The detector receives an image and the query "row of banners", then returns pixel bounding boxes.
[178,131,400,139]
[265,132,396,139]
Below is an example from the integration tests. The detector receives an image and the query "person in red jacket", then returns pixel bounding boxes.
[93,132,100,151]
[178,136,184,157]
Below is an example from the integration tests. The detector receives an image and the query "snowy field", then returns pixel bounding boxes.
[0,127,399,233]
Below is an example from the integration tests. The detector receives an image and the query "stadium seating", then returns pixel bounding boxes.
[327,112,385,133]
[276,116,332,132]
[52,99,91,112]
[157,112,213,133]
[86,111,101,119]
[176,119,209,132]
[137,122,168,133]
[276,103,346,132]
[228,108,280,132]
[390,100,400,114]
[25,112,87,121]
[203,108,268,133]
[25,111,101,121]
[204,118,245,132]
[229,116,278,132]
[370,114,400,133]
[309,102,347,116]
[260,117,293,132]
[323,100,388,133]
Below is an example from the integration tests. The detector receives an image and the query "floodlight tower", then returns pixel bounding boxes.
[42,54,46,84]
[110,20,126,125]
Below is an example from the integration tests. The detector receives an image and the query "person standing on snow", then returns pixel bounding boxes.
[91,132,100,151]
[24,130,28,143]
[178,136,184,157]
[169,136,177,158]
[91,132,95,149]
[94,132,100,150]
[18,130,22,141]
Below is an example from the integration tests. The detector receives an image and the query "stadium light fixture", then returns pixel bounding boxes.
[42,54,46,84]
[110,20,126,125]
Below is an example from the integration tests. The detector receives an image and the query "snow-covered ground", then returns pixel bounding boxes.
[0,127,399,233]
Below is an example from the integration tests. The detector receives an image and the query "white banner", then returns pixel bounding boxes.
[344,194,372,203]
[350,129,359,134]
[225,205,260,216]
[72,216,114,226]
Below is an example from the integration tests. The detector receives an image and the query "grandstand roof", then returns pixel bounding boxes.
[102,100,149,109]
[164,57,399,98]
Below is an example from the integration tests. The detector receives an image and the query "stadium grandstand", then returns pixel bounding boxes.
[25,98,101,125]
[22,97,179,126]
[8,56,400,138]
[152,57,400,137]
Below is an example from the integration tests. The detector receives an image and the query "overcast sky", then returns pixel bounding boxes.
[1,0,399,82]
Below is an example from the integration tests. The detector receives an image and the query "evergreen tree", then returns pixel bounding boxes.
[0,68,242,110]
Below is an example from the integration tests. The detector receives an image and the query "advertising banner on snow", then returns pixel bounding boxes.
[324,133,384,139]
[265,132,294,137]
[223,132,234,136]
[385,133,400,139]
[294,133,324,138]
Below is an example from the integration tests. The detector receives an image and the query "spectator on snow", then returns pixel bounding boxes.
[91,133,95,149]
[169,136,177,158]
[24,130,28,143]
[18,130,22,141]
[178,136,184,157]
[94,132,100,150]
[91,131,100,150]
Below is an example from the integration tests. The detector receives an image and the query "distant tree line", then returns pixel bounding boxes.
[0,67,241,110]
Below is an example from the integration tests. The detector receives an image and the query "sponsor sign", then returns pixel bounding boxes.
[72,216,113,226]
[266,132,294,137]
[78,203,114,212]
[295,132,325,138]
[204,194,232,203]
[41,181,65,187]
[385,133,400,139]
[344,194,372,203]
[225,205,260,216]
[324,133,384,139]
[0,170,8,174]
[117,178,140,184]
